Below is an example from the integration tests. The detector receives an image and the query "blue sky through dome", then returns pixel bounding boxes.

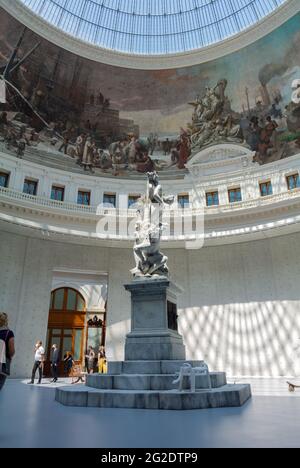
[19,0,287,55]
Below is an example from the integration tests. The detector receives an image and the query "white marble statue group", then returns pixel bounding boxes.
[131,171,174,278]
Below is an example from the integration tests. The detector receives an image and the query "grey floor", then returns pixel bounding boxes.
[1,379,300,448]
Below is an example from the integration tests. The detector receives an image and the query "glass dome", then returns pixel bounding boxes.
[20,0,286,55]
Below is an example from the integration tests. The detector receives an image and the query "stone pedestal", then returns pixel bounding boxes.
[124,277,186,361]
[56,277,252,411]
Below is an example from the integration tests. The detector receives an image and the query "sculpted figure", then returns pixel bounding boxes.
[147,171,174,206]
[188,79,242,150]
[130,172,173,278]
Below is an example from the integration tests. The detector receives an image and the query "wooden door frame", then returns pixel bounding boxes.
[45,287,87,377]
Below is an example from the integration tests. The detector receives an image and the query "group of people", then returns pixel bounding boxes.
[0,109,193,174]
[26,343,107,384]
[0,112,39,157]
[0,311,107,391]
[72,133,159,175]
[246,115,279,163]
[188,79,243,151]
[85,345,107,375]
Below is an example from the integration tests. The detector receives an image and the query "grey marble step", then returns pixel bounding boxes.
[86,372,226,391]
[108,360,207,375]
[55,384,251,410]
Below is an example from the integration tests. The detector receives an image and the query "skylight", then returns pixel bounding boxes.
[19,0,287,55]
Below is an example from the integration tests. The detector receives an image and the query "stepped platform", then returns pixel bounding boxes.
[55,360,251,410]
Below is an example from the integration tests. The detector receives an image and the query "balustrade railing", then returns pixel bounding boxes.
[1,185,300,218]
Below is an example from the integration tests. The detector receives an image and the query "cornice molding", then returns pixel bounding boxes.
[0,0,298,70]
[1,203,300,248]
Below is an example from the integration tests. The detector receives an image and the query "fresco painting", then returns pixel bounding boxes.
[0,7,300,176]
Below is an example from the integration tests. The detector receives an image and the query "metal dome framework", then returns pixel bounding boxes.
[19,0,287,55]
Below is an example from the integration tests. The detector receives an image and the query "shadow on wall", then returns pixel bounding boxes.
[180,301,300,377]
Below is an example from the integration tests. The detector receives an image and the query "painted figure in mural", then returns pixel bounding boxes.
[111,142,128,174]
[265,116,279,149]
[0,111,8,129]
[147,133,158,155]
[94,149,112,170]
[127,134,138,165]
[75,133,86,164]
[58,128,71,155]
[16,126,29,158]
[163,138,172,155]
[82,136,95,172]
[189,79,242,151]
[250,116,279,164]
[136,151,155,173]
[131,172,173,278]
[176,128,191,169]
[97,91,104,106]
[286,79,300,133]
[246,117,261,152]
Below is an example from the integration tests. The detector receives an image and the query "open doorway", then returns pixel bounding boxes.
[45,287,86,377]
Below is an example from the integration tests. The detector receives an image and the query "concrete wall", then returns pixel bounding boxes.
[1,229,300,377]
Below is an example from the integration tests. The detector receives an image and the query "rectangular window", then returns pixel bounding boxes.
[286,173,300,191]
[206,191,219,207]
[178,194,189,208]
[0,171,9,188]
[228,187,242,203]
[23,179,38,196]
[103,193,116,208]
[77,190,90,206]
[51,185,65,202]
[128,195,140,208]
[260,181,273,197]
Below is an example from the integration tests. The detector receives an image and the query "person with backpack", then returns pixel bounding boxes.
[0,312,15,391]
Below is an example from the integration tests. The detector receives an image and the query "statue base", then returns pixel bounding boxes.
[124,277,186,361]
[56,273,252,410]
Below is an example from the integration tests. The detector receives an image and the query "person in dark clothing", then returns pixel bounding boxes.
[0,312,15,391]
[50,344,59,383]
[59,129,70,154]
[63,351,74,377]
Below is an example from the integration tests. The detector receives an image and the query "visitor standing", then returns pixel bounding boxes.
[0,312,15,391]
[98,346,107,374]
[28,341,45,385]
[85,346,95,374]
[63,351,74,377]
[50,343,60,383]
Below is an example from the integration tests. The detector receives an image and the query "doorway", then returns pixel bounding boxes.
[45,287,86,376]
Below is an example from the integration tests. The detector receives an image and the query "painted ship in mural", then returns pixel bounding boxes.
[1,7,300,177]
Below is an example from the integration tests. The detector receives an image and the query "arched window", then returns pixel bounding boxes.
[50,288,86,312]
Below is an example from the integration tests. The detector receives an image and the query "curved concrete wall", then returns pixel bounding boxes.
[1,229,300,378]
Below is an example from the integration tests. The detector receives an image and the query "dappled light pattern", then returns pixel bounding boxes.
[180,301,300,376]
